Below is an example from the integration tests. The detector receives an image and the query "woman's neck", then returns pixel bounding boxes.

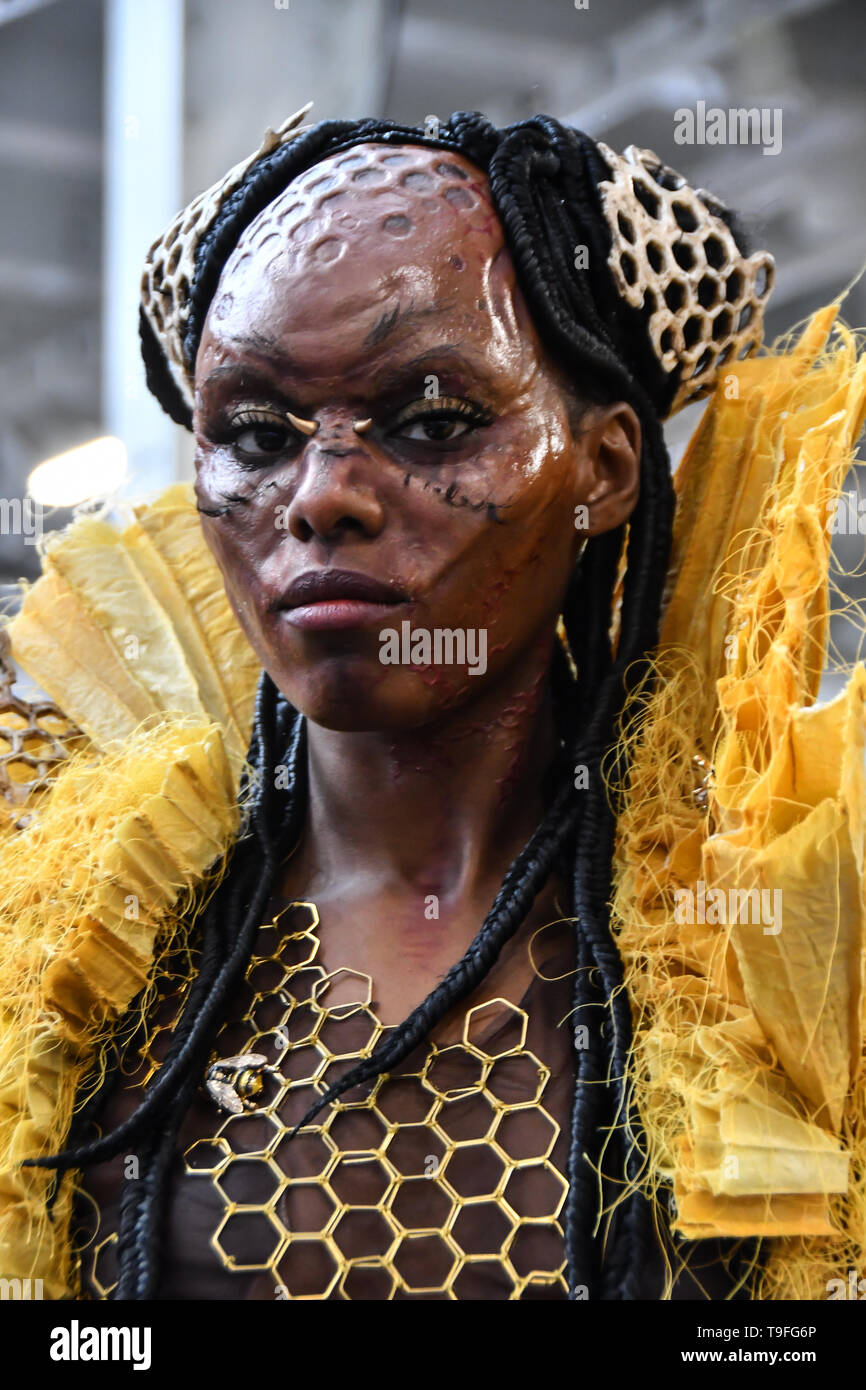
[282,638,561,911]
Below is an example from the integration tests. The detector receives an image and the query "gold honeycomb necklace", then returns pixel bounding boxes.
[89,898,572,1300]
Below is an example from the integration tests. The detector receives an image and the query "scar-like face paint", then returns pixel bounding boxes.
[193,142,616,731]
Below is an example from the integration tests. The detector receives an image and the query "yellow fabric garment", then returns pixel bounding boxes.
[613,305,866,1297]
[0,719,241,1297]
[10,485,259,770]
[0,485,258,1295]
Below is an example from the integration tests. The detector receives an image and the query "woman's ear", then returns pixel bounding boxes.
[574,402,641,537]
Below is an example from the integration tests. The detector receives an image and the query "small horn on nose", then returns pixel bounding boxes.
[286,411,320,436]
[353,418,373,435]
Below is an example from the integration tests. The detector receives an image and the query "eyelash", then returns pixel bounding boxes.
[214,397,494,464]
[389,397,491,428]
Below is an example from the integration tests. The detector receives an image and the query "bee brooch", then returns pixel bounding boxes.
[204,1052,277,1114]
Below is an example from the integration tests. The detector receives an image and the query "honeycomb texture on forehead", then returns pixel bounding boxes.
[222,144,491,281]
[597,142,775,416]
[140,109,775,424]
[89,900,570,1301]
[140,104,316,415]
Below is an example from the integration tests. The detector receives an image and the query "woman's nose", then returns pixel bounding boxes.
[282,411,385,543]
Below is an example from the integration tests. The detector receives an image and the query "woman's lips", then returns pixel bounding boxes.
[282,598,411,631]
[276,568,412,632]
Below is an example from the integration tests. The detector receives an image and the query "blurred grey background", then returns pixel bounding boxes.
[1,0,864,687]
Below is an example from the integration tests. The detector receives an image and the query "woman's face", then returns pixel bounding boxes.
[193,142,639,731]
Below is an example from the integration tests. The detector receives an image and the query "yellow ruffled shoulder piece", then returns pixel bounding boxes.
[0,718,240,1297]
[613,304,866,1298]
[9,483,259,771]
[0,483,260,1296]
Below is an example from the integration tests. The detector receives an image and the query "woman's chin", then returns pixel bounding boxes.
[272,662,478,734]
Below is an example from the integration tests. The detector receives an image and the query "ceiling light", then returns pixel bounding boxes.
[26,436,128,507]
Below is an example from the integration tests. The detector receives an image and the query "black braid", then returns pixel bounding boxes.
[478,114,678,1298]
[30,673,301,1170]
[27,673,306,1297]
[289,772,582,1130]
[34,110,758,1299]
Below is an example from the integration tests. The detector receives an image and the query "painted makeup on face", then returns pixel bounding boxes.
[193,142,600,732]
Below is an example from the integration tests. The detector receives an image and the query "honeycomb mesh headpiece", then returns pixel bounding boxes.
[138,104,774,428]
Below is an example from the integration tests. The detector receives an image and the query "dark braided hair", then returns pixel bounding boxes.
[31,110,756,1300]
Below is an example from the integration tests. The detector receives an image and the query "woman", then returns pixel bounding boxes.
[1,108,862,1301]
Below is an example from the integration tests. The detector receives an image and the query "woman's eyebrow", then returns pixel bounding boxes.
[197,359,289,394]
[220,307,456,365]
[372,346,491,393]
[198,344,492,398]
[364,301,454,348]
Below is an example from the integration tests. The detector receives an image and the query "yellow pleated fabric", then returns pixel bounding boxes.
[613,305,866,1297]
[0,484,258,1296]
[0,719,241,1297]
[10,485,259,770]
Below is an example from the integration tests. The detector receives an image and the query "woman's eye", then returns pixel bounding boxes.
[396,415,476,442]
[225,409,296,460]
[389,397,493,444]
[233,423,292,457]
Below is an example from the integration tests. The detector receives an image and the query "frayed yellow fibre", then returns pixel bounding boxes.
[613,306,866,1298]
[0,717,241,1298]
